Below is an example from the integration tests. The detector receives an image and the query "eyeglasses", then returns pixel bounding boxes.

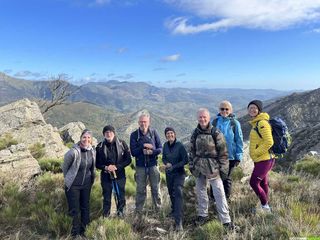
[220,108,229,111]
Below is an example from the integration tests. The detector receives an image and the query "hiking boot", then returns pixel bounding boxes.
[166,210,174,218]
[174,222,183,232]
[117,210,125,218]
[196,216,208,225]
[223,222,240,232]
[254,204,272,214]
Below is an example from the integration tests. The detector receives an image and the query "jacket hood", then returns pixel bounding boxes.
[196,123,213,134]
[249,112,270,126]
[216,113,236,120]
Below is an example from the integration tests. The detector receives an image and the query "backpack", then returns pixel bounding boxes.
[254,117,290,155]
[192,126,218,148]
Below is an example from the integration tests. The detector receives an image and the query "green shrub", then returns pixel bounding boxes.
[65,141,74,149]
[193,220,224,240]
[294,156,320,177]
[90,179,103,219]
[0,133,18,150]
[0,182,29,225]
[38,158,63,173]
[86,217,138,240]
[231,166,245,181]
[125,165,136,197]
[29,142,46,159]
[30,173,70,237]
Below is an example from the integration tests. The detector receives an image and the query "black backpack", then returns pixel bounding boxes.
[254,117,291,155]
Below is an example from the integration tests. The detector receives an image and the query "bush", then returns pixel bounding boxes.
[125,165,136,197]
[231,166,245,182]
[294,156,320,177]
[38,158,63,173]
[0,182,29,225]
[193,220,224,240]
[29,142,46,159]
[86,217,138,240]
[0,133,18,150]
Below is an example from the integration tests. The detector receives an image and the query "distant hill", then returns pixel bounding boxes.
[1,71,296,142]
[1,72,292,117]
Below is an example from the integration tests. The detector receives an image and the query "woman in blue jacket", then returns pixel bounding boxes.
[162,127,188,231]
[212,100,244,200]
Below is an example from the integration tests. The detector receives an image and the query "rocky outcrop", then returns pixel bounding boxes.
[239,141,254,176]
[59,121,98,146]
[287,123,320,161]
[0,99,68,158]
[0,144,41,186]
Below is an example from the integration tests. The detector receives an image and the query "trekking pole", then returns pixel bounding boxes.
[110,171,120,210]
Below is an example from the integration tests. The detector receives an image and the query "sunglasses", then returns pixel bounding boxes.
[220,108,229,111]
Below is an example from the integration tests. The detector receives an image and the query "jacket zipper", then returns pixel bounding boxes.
[81,151,88,185]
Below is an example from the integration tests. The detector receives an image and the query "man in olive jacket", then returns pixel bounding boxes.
[189,108,235,228]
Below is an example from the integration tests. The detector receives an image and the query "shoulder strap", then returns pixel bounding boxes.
[230,118,236,135]
[254,121,263,138]
[210,126,218,146]
[212,118,218,127]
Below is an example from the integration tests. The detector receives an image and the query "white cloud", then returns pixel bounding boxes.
[117,47,128,54]
[161,54,181,62]
[165,0,320,34]
[311,28,320,33]
[89,0,110,7]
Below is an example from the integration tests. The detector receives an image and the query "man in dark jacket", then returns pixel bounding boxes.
[189,108,235,229]
[96,125,132,217]
[130,112,162,213]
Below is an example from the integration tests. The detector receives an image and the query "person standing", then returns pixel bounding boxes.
[248,100,275,212]
[212,100,243,200]
[130,112,162,213]
[162,127,188,231]
[96,125,132,217]
[189,108,235,229]
[62,129,96,237]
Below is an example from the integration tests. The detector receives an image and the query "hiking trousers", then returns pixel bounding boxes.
[222,160,239,199]
[196,174,231,224]
[65,181,92,236]
[166,172,185,225]
[250,158,275,205]
[135,166,161,212]
[101,174,126,216]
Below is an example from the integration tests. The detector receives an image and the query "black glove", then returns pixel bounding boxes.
[166,166,174,172]
[234,160,240,167]
[189,164,195,175]
[220,170,228,181]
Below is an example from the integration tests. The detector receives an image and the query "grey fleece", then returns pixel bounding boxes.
[62,143,96,191]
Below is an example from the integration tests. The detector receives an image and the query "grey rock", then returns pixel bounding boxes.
[0,98,68,159]
[0,143,41,186]
[59,121,98,146]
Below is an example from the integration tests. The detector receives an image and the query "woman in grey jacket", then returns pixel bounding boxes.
[62,129,96,237]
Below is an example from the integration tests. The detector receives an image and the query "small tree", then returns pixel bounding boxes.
[38,74,78,114]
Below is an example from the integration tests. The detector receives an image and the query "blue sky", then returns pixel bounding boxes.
[1,0,320,90]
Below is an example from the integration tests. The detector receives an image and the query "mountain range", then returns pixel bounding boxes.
[1,72,319,161]
[1,72,292,141]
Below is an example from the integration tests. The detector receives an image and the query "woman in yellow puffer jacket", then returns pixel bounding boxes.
[248,100,275,212]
